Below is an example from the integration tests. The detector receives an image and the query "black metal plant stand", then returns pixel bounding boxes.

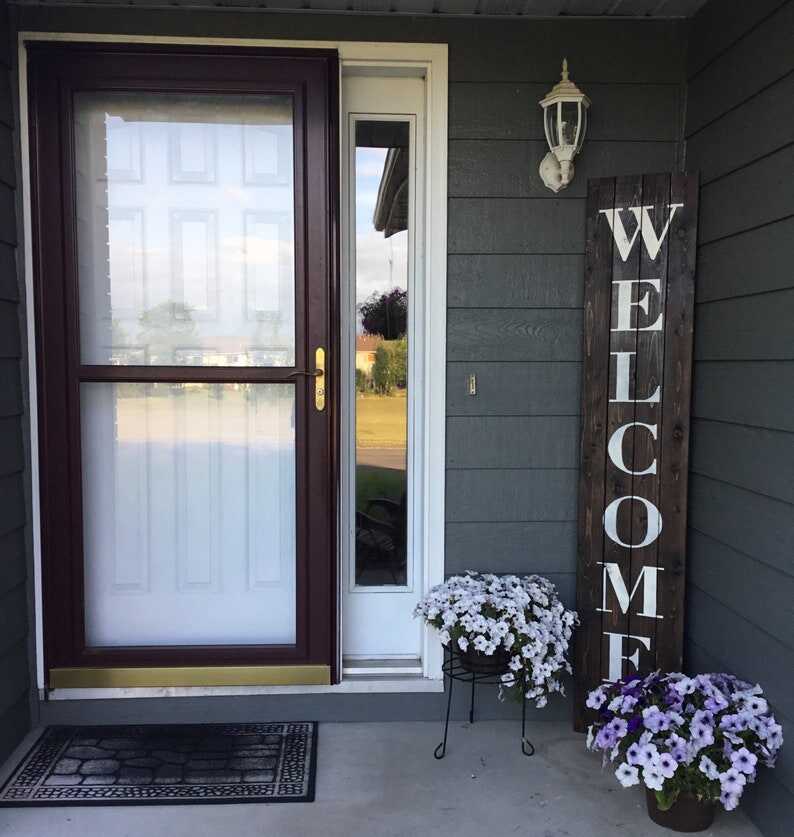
[433,646,535,759]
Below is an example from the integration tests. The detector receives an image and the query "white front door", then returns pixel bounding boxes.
[341,75,426,667]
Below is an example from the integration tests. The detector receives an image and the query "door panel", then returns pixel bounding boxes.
[29,44,338,680]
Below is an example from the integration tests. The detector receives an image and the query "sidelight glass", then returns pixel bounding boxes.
[81,382,297,647]
[74,92,296,367]
[353,120,410,588]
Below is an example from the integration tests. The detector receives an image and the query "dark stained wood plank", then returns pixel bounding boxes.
[448,254,583,309]
[655,172,698,674]
[446,416,580,469]
[447,309,583,362]
[600,174,643,681]
[446,468,578,523]
[449,140,676,199]
[446,361,581,417]
[573,176,614,730]
[449,82,682,142]
[628,172,670,675]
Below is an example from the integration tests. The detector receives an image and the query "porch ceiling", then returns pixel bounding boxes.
[8,0,708,19]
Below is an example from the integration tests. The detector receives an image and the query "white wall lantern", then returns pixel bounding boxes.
[539,59,590,193]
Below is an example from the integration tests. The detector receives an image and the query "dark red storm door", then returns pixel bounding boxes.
[28,43,339,688]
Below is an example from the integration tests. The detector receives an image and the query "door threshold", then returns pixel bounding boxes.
[342,657,423,677]
[44,675,443,701]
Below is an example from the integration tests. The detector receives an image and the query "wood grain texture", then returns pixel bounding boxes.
[446,416,580,468]
[573,177,614,730]
[447,309,583,361]
[446,361,581,416]
[655,172,698,675]
[575,172,697,726]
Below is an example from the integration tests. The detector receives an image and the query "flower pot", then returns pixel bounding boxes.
[458,647,510,675]
[645,789,716,833]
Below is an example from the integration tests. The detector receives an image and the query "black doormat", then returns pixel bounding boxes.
[0,722,317,806]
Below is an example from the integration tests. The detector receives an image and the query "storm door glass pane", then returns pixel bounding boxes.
[75,92,295,367]
[354,121,410,587]
[81,382,296,646]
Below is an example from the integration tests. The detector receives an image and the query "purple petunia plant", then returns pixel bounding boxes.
[414,572,578,707]
[586,671,783,813]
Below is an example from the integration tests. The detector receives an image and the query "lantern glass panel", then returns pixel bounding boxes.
[559,101,580,147]
[543,104,556,148]
[576,105,588,153]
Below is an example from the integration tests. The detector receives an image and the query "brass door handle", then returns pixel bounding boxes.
[287,347,325,411]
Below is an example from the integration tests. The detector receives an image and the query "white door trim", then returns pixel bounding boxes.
[18,31,447,691]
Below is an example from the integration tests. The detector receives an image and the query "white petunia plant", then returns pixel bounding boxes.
[586,671,784,813]
[413,572,578,707]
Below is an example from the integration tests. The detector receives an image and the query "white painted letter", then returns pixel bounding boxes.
[599,203,684,262]
[636,203,684,262]
[603,496,663,549]
[609,352,661,404]
[604,632,652,682]
[599,207,642,262]
[597,562,663,618]
[611,279,663,332]
[607,422,658,475]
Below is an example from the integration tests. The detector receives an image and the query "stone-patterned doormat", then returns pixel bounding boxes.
[0,722,317,806]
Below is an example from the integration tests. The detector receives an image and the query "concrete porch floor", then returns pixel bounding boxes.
[0,722,762,837]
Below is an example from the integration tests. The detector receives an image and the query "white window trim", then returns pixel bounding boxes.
[18,32,448,694]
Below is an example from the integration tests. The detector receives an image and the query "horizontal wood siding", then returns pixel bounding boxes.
[685,2,794,832]
[0,0,29,765]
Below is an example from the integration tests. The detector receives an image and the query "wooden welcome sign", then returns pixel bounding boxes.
[573,173,699,731]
